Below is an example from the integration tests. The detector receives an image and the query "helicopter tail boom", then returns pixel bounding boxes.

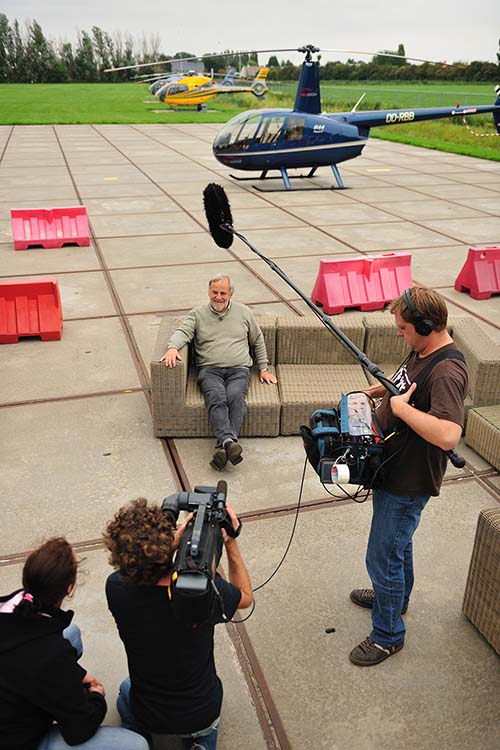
[342,87,500,132]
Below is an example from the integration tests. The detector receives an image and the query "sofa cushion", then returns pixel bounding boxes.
[276,315,365,365]
[362,313,409,363]
[277,363,369,435]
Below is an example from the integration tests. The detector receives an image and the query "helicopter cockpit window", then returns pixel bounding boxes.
[213,112,259,151]
[283,117,305,142]
[258,116,285,145]
[232,115,262,150]
[167,84,189,95]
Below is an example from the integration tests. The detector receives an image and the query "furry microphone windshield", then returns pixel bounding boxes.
[203,183,234,249]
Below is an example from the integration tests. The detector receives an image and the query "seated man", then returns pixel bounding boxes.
[104,497,253,749]
[161,273,277,470]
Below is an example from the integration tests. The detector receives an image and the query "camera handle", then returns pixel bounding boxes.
[190,499,209,558]
[229,228,464,470]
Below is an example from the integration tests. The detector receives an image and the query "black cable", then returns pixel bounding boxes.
[252,456,307,593]
[229,457,308,624]
[230,598,256,624]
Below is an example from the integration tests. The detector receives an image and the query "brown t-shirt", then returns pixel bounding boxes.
[376,344,468,497]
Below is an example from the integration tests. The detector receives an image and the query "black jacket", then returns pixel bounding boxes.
[0,590,106,750]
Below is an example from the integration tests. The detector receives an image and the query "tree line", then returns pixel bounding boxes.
[0,16,498,84]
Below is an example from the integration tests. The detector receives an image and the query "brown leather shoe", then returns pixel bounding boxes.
[349,637,404,667]
[210,448,228,471]
[225,441,243,465]
[350,588,408,615]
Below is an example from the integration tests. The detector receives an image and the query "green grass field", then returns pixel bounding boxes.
[1,81,499,161]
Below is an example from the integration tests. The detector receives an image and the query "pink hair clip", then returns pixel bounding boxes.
[23,592,33,603]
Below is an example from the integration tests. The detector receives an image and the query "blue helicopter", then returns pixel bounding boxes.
[212,44,500,190]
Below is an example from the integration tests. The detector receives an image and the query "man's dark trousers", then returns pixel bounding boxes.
[198,367,251,445]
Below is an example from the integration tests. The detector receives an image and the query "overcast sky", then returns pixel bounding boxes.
[2,0,499,65]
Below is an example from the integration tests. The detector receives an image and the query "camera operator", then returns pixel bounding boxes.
[349,286,468,667]
[104,497,252,749]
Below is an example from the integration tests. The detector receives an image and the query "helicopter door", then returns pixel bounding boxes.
[283,117,306,142]
[257,116,285,146]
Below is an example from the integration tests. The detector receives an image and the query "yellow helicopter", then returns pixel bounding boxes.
[155,67,269,109]
[105,54,270,110]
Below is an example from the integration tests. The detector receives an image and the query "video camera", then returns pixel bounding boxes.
[301,392,385,490]
[161,480,241,625]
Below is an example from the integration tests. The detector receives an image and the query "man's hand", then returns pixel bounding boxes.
[172,513,194,551]
[260,370,277,385]
[161,348,181,368]
[222,502,240,545]
[83,674,106,697]
[389,382,416,419]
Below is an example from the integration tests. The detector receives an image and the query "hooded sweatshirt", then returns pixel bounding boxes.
[0,589,106,750]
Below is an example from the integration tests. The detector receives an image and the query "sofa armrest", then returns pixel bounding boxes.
[150,316,190,436]
[452,319,500,406]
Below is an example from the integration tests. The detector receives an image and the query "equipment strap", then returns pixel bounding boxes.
[412,348,465,392]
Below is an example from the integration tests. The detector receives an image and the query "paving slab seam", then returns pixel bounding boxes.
[0,538,107,567]
[90,125,300,314]
[471,475,500,503]
[123,124,371,268]
[164,437,191,492]
[50,126,188,496]
[0,126,14,163]
[438,291,500,331]
[0,387,146,410]
[355,148,500,191]
[91,125,211,232]
[0,266,107,280]
[50,125,153,391]
[225,620,290,750]
[332,183,500,221]
[337,203,500,247]
[481,476,500,495]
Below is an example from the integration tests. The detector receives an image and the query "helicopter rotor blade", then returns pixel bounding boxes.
[104,44,451,74]
[320,48,450,66]
[103,47,303,73]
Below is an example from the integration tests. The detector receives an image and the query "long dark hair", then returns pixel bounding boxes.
[14,537,78,618]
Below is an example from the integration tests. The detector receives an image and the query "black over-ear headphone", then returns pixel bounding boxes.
[402,289,434,337]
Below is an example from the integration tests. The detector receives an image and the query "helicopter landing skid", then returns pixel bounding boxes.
[229,165,345,192]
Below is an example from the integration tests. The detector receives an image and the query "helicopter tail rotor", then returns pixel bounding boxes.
[494,85,500,134]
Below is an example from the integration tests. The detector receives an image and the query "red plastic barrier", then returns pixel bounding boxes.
[311,253,412,315]
[10,206,90,250]
[454,246,500,300]
[0,279,63,343]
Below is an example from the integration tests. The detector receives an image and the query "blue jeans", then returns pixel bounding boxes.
[63,623,83,659]
[38,726,149,750]
[37,626,149,750]
[366,489,430,648]
[197,367,250,445]
[118,677,219,750]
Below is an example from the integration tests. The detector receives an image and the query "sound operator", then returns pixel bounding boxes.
[161,273,277,471]
[104,498,252,749]
[349,287,468,667]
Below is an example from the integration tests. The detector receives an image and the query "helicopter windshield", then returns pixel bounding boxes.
[213,113,305,152]
[167,84,189,95]
[213,113,262,151]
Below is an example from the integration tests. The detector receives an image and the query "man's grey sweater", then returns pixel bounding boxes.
[167,301,269,370]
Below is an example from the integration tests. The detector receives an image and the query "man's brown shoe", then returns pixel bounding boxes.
[225,441,243,465]
[349,637,404,667]
[210,448,228,471]
[350,588,408,615]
